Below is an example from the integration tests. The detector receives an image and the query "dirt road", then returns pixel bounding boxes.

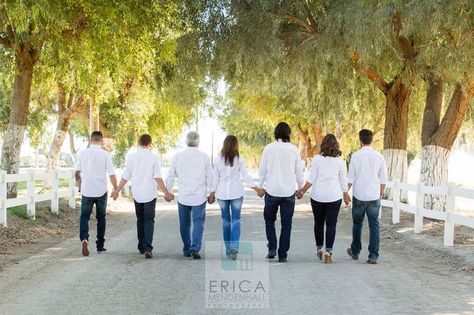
[0,192,473,314]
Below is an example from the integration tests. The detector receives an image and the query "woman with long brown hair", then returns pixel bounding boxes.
[210,135,262,260]
[297,134,351,263]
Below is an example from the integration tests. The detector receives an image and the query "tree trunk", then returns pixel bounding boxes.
[89,99,100,133]
[1,57,35,197]
[420,78,474,210]
[383,75,410,201]
[296,124,311,163]
[310,122,324,156]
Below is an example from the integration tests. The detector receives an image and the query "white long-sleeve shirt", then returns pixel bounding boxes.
[348,146,388,201]
[75,144,115,198]
[211,155,254,200]
[166,147,212,206]
[258,140,304,197]
[121,148,162,203]
[307,155,348,203]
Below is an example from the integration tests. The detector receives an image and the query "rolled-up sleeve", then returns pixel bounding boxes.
[240,157,254,187]
[105,154,115,176]
[307,157,317,184]
[348,155,356,184]
[339,159,348,192]
[122,157,132,181]
[75,153,82,171]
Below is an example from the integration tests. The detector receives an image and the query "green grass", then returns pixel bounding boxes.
[8,205,29,219]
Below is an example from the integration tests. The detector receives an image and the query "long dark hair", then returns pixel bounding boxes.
[320,134,342,157]
[221,135,240,167]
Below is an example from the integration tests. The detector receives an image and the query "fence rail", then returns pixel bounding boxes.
[0,169,76,227]
[381,180,474,246]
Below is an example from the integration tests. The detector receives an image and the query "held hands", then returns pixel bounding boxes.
[296,189,305,199]
[164,192,175,202]
[253,187,266,198]
[343,192,352,206]
[208,192,216,204]
[111,188,119,200]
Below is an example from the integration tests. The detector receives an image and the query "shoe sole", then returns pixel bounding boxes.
[347,248,359,260]
[144,252,153,259]
[82,242,89,257]
[367,260,378,264]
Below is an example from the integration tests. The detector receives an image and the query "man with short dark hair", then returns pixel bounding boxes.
[258,122,304,263]
[347,129,387,264]
[75,131,117,256]
[112,134,174,259]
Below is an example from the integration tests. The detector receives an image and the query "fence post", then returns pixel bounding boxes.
[26,170,36,219]
[51,170,59,214]
[68,170,76,208]
[444,182,456,246]
[414,182,424,234]
[0,171,7,227]
[392,179,400,224]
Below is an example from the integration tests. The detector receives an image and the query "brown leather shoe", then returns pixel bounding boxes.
[367,259,378,264]
[82,240,89,257]
[144,251,153,259]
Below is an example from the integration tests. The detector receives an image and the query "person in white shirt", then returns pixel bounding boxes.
[258,122,304,263]
[112,134,174,259]
[166,131,213,259]
[346,129,387,264]
[75,131,117,256]
[209,135,264,260]
[297,134,351,263]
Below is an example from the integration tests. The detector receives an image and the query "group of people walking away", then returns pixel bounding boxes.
[75,122,387,265]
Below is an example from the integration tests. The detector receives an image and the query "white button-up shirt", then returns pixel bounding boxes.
[258,140,304,197]
[166,147,212,206]
[211,155,254,200]
[348,146,388,201]
[307,155,348,203]
[122,148,162,203]
[75,144,115,198]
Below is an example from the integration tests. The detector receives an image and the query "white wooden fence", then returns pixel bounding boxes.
[0,169,76,227]
[381,180,474,246]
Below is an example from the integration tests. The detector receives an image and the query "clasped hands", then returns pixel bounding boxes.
[296,189,352,205]
[110,188,175,202]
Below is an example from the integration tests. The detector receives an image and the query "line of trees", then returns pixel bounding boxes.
[0,1,209,197]
[181,0,474,211]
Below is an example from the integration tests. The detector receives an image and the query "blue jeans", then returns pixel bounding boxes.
[217,197,243,255]
[351,197,381,260]
[79,193,107,249]
[263,193,295,259]
[134,198,156,253]
[178,202,206,254]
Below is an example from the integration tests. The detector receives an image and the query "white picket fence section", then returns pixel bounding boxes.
[0,169,76,227]
[381,180,474,246]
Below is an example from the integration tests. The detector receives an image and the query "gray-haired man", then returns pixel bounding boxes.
[166,131,213,259]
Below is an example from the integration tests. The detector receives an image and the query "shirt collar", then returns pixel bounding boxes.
[90,144,102,149]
